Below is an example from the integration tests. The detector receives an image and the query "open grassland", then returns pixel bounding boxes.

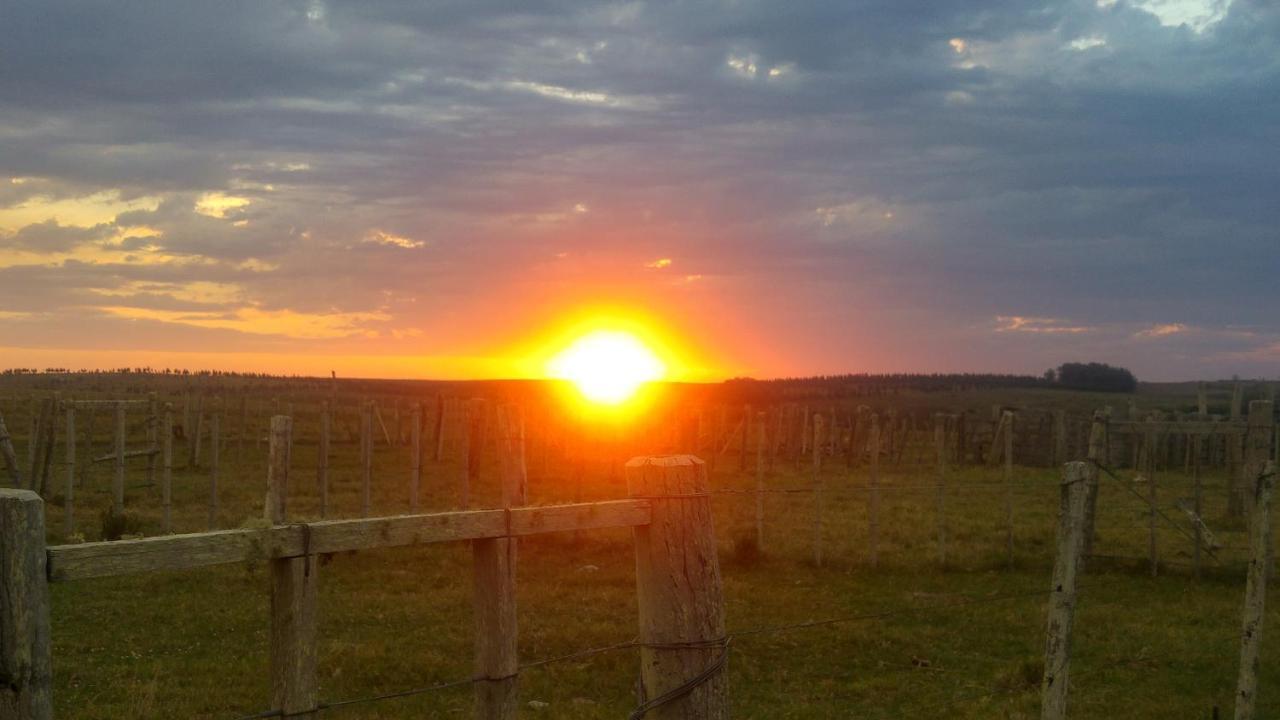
[3,380,1276,718]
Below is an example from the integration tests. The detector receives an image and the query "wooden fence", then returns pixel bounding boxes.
[0,418,728,720]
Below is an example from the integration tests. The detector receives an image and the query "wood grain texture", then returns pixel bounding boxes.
[0,489,52,720]
[1040,462,1089,720]
[627,455,727,720]
[1234,460,1274,720]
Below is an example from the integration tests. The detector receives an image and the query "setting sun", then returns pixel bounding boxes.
[546,330,667,405]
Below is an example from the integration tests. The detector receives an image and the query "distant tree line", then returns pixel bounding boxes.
[1047,362,1137,393]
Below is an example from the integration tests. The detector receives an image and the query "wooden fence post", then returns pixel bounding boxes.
[935,415,948,567]
[1080,413,1106,559]
[1052,410,1067,466]
[318,401,330,519]
[869,413,881,567]
[812,413,825,567]
[1002,411,1015,567]
[265,416,317,718]
[189,395,204,470]
[410,402,422,513]
[1233,460,1275,720]
[473,406,525,719]
[1040,461,1090,720]
[112,401,125,514]
[208,409,221,530]
[0,410,22,487]
[754,410,766,552]
[145,392,157,491]
[162,405,173,534]
[1242,401,1274,519]
[627,455,728,720]
[361,401,373,517]
[63,405,75,537]
[1145,423,1158,577]
[0,489,52,720]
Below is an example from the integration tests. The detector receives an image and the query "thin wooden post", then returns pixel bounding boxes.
[1040,461,1090,720]
[738,404,750,471]
[935,415,948,567]
[1003,411,1014,567]
[1193,429,1203,578]
[410,402,422,512]
[464,400,486,510]
[1053,410,1067,466]
[434,395,447,462]
[144,392,157,491]
[266,416,318,719]
[812,413,825,567]
[868,413,881,567]
[0,489,52,720]
[317,401,330,519]
[1242,401,1274,518]
[1146,424,1158,577]
[754,410,766,552]
[627,455,728,720]
[112,401,125,514]
[208,410,221,530]
[189,395,204,470]
[1080,413,1107,559]
[473,407,524,719]
[238,395,247,463]
[361,401,373,517]
[1233,460,1275,720]
[162,405,173,534]
[63,405,75,537]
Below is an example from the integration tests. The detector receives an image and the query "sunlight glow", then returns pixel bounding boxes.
[546,330,666,405]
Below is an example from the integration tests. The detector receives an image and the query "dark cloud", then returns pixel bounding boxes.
[1,0,1277,378]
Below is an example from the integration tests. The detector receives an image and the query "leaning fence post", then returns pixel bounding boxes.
[0,410,22,487]
[473,407,524,719]
[1233,460,1275,720]
[1145,423,1158,577]
[266,416,318,718]
[1003,410,1014,567]
[361,400,373,517]
[0,488,52,720]
[1080,413,1106,560]
[627,455,728,719]
[1040,461,1090,720]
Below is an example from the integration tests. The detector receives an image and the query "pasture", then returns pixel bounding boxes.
[1,374,1277,719]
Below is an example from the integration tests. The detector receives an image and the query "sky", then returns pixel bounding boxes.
[1,0,1277,382]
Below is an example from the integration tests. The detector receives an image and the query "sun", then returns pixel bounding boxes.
[546,330,667,405]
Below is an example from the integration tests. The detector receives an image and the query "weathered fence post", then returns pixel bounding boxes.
[1234,460,1275,720]
[1040,461,1090,720]
[627,455,728,719]
[473,406,524,719]
[112,401,125,513]
[162,404,173,533]
[189,395,204,470]
[63,404,75,537]
[410,402,422,513]
[0,489,52,720]
[868,413,881,567]
[266,416,318,718]
[812,413,825,567]
[318,401,330,519]
[1052,410,1067,466]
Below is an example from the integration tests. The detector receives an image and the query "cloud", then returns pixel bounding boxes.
[0,1,1276,378]
[1135,322,1188,338]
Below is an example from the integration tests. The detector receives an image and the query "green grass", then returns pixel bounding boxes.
[3,383,1275,718]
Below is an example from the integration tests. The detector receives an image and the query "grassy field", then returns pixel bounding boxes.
[2,379,1276,718]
